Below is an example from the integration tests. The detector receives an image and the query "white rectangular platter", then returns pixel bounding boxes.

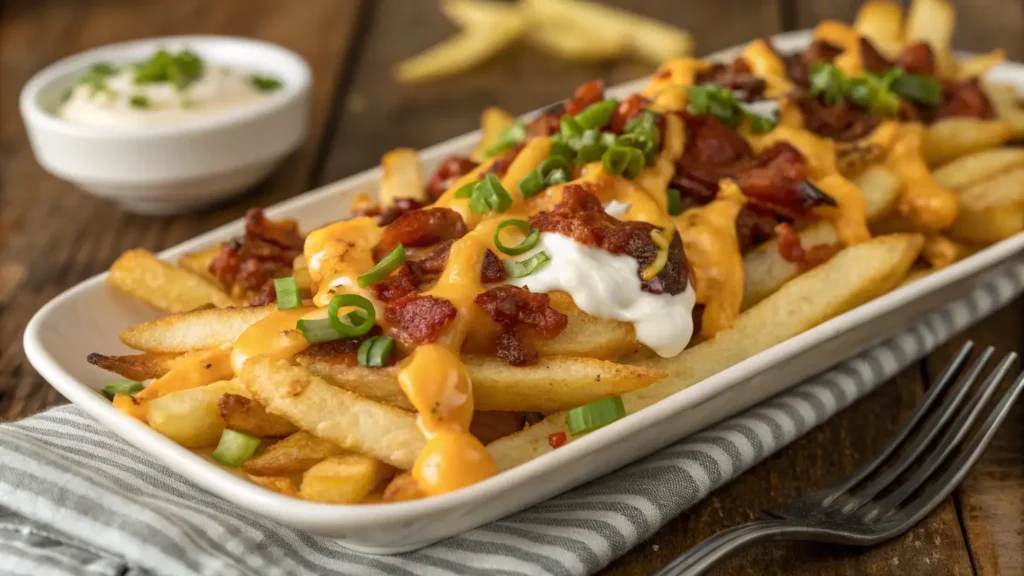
[23,30,1024,553]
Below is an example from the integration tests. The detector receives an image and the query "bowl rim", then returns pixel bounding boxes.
[19,34,312,141]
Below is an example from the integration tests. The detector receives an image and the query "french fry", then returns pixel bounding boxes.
[441,0,516,28]
[922,118,1014,167]
[247,475,299,497]
[526,23,629,63]
[108,249,238,313]
[242,431,345,476]
[948,167,1024,243]
[120,305,273,353]
[176,246,222,286]
[905,0,956,78]
[379,148,427,209]
[932,148,1024,191]
[395,16,526,83]
[853,1,905,60]
[921,234,963,269]
[382,472,425,502]
[984,82,1024,138]
[87,351,181,381]
[956,50,1005,81]
[487,234,924,470]
[526,291,638,359]
[297,352,665,413]
[133,349,233,401]
[146,380,246,448]
[299,455,394,504]
[241,358,425,470]
[471,107,516,163]
[218,393,298,438]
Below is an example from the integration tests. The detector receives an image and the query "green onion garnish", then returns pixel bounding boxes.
[666,188,683,216]
[687,84,745,127]
[560,116,584,140]
[518,170,546,198]
[80,62,118,97]
[473,174,513,214]
[357,336,396,368]
[134,49,204,91]
[890,74,942,106]
[296,318,342,344]
[505,252,551,278]
[748,114,776,134]
[809,62,847,106]
[550,140,577,162]
[573,99,618,130]
[565,396,625,436]
[326,294,376,337]
[358,245,406,288]
[485,122,527,157]
[577,142,607,164]
[494,220,540,255]
[211,429,262,468]
[602,146,645,179]
[102,380,144,400]
[454,181,477,199]
[251,74,283,92]
[273,277,301,310]
[129,95,149,109]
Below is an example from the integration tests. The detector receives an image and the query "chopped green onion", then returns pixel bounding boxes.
[504,252,550,278]
[518,170,546,198]
[748,114,776,134]
[550,140,577,162]
[809,62,847,105]
[602,146,645,179]
[454,181,477,198]
[687,84,744,127]
[273,277,301,310]
[251,74,283,92]
[211,429,262,468]
[358,336,395,368]
[296,317,343,344]
[102,380,144,400]
[577,142,607,164]
[574,99,618,130]
[494,220,540,255]
[847,77,876,108]
[129,95,149,109]
[666,188,683,216]
[327,294,376,337]
[80,62,118,97]
[871,90,901,116]
[560,116,584,140]
[616,132,657,165]
[135,49,204,91]
[565,396,625,436]
[358,245,406,287]
[485,122,527,157]
[538,157,572,183]
[890,74,942,106]
[472,174,513,214]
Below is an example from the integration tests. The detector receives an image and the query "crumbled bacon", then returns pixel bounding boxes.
[526,109,562,138]
[735,205,783,251]
[859,37,893,73]
[371,264,418,302]
[785,40,844,87]
[529,184,691,295]
[480,250,507,283]
[208,208,304,305]
[384,295,457,346]
[935,78,995,120]
[426,156,479,199]
[374,207,467,261]
[733,143,818,217]
[563,80,605,116]
[775,222,838,269]
[895,42,936,76]
[405,239,506,284]
[610,94,648,133]
[474,286,568,366]
[377,198,426,226]
[798,97,881,141]
[695,59,767,100]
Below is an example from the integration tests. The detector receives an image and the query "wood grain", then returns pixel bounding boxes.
[0,0,364,418]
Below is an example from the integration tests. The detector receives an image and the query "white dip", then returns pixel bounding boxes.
[507,233,696,358]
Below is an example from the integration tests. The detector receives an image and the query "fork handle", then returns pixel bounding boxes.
[654,520,819,576]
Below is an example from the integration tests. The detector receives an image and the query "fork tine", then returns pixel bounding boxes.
[868,352,1019,514]
[841,346,993,508]
[823,342,976,501]
[884,368,1024,526]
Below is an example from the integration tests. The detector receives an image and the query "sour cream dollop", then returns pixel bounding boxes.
[507,233,695,358]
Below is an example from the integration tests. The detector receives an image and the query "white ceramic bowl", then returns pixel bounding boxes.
[19,36,310,215]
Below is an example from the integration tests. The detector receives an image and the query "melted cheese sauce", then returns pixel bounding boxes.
[507,232,695,358]
[231,307,313,374]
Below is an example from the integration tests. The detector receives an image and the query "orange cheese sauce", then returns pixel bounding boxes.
[134,349,233,402]
[886,123,959,232]
[304,217,383,307]
[230,307,314,374]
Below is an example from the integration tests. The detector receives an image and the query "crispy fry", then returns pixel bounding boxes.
[956,50,1005,81]
[120,305,273,352]
[134,349,233,401]
[112,393,147,421]
[87,351,180,381]
[922,118,1014,168]
[853,1,905,60]
[526,22,628,63]
[921,235,963,269]
[382,472,425,502]
[471,107,516,163]
[241,358,425,469]
[299,455,394,504]
[242,431,345,476]
[984,82,1024,138]
[108,249,238,313]
[441,0,515,28]
[379,148,427,209]
[487,234,924,470]
[394,19,526,84]
[932,147,1024,191]
[246,475,299,497]
[905,0,956,77]
[177,246,222,286]
[146,380,246,448]
[218,393,298,438]
[948,167,1024,243]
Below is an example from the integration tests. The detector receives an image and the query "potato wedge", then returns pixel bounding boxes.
[948,167,1024,243]
[984,82,1024,138]
[741,219,838,310]
[379,148,426,209]
[147,380,246,448]
[905,0,956,77]
[87,351,180,381]
[922,118,1014,167]
[218,393,298,438]
[529,291,638,359]
[241,358,424,469]
[487,234,924,470]
[176,246,222,286]
[297,352,664,413]
[120,305,273,352]
[108,249,237,313]
[299,455,393,505]
[471,107,516,163]
[242,431,346,476]
[932,147,1024,191]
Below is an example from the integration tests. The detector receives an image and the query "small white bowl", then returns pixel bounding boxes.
[20,36,310,215]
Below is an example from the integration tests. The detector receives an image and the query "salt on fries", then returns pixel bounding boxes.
[92,0,1023,505]
[395,0,694,83]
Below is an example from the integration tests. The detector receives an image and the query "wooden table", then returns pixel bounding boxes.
[1,1,1021,574]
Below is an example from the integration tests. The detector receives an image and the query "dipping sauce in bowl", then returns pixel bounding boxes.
[58,48,284,129]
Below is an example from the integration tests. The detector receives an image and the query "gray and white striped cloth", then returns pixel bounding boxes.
[3,259,1023,576]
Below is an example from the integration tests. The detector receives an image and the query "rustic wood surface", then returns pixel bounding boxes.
[1,0,1021,574]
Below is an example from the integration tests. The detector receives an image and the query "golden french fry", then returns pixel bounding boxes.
[242,431,345,476]
[299,455,393,505]
[146,380,246,448]
[247,474,299,497]
[218,393,298,438]
[956,50,1005,81]
[487,234,924,471]
[379,148,426,209]
[176,246,222,287]
[853,1,905,59]
[932,147,1024,191]
[108,249,238,313]
[120,305,273,353]
[471,107,516,163]
[905,0,956,77]
[948,167,1024,243]
[87,351,181,381]
[382,472,425,502]
[526,22,629,63]
[984,82,1024,138]
[922,118,1014,167]
[441,0,516,28]
[921,234,963,269]
[394,18,526,83]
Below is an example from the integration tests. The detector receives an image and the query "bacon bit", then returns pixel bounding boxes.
[208,208,304,304]
[526,112,561,138]
[384,295,457,346]
[480,249,507,283]
[609,94,648,133]
[694,60,767,100]
[474,285,568,338]
[377,198,427,226]
[548,432,567,449]
[936,78,996,120]
[371,263,418,302]
[563,80,605,116]
[896,42,936,76]
[425,156,479,199]
[405,239,505,284]
[735,206,783,252]
[251,280,277,306]
[494,328,536,366]
[798,98,881,142]
[859,37,893,73]
[374,207,468,261]
[785,40,844,88]
[733,143,815,216]
[774,222,838,269]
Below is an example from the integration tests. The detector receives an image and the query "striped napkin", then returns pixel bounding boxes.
[3,260,1023,576]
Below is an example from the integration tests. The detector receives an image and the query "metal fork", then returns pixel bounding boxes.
[655,342,1024,576]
